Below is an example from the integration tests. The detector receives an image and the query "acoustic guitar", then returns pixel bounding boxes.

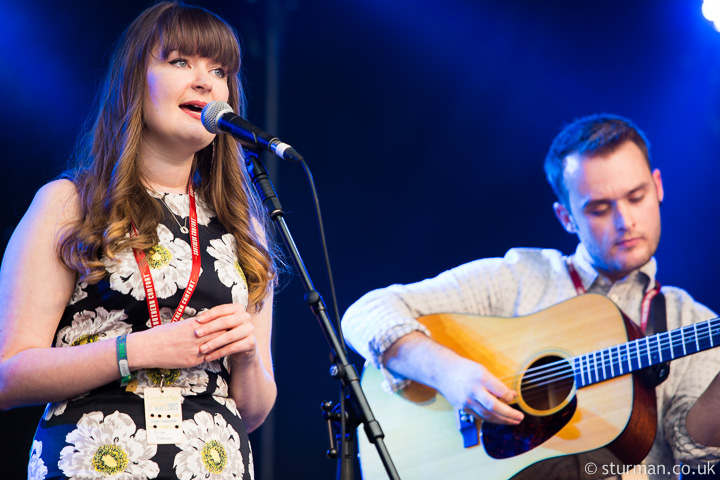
[357,294,720,479]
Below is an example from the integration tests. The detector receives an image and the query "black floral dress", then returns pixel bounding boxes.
[28,192,255,480]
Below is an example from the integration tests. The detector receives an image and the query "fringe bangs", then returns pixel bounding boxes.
[154,5,241,77]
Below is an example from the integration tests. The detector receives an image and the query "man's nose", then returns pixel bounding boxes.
[614,202,635,231]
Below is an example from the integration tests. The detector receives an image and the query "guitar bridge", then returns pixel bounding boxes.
[457,410,479,448]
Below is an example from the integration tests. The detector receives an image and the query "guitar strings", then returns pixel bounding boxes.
[517,325,716,392]
[493,319,720,398]
[508,325,719,399]
[522,319,720,385]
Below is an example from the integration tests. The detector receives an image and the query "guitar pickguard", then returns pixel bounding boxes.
[482,397,577,459]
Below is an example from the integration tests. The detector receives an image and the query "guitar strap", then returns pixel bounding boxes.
[566,257,670,387]
[642,292,671,387]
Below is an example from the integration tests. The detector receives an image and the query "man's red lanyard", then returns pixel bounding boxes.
[133,185,202,327]
[566,257,661,333]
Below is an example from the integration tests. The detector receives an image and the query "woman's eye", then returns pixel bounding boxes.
[170,58,189,68]
[212,68,226,78]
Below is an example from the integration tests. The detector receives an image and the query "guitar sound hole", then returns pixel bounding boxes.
[520,354,574,413]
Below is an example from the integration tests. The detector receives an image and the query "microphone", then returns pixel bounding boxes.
[201,101,303,162]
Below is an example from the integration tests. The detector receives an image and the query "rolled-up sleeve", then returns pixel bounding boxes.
[655,288,720,469]
[341,254,527,392]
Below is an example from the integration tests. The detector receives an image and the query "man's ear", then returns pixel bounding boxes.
[553,202,577,234]
[652,168,664,204]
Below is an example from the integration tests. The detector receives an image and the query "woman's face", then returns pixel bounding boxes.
[143,49,230,158]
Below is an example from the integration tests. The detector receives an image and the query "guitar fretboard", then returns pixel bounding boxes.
[573,317,720,388]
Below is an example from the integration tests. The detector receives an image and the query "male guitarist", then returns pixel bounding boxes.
[342,114,720,479]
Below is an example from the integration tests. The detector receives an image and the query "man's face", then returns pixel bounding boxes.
[554,140,664,281]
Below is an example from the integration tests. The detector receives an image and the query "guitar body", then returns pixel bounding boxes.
[358,294,657,480]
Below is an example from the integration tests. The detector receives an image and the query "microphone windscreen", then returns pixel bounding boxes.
[201,101,234,134]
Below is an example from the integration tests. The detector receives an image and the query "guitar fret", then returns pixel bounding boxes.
[668,331,675,359]
[695,323,700,353]
[593,351,600,383]
[584,353,590,384]
[697,322,707,351]
[681,327,687,356]
[672,328,684,358]
[657,333,667,362]
[640,339,646,368]
[699,322,711,351]
[651,335,661,365]
[711,321,716,348]
[645,337,651,367]
[626,343,632,372]
[585,354,591,386]
[707,322,715,349]
[614,345,622,375]
[577,356,583,387]
[573,357,583,388]
[642,339,649,368]
[685,324,697,355]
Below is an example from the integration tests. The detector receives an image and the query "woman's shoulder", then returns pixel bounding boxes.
[36,178,78,201]
[30,179,81,223]
[1,180,81,281]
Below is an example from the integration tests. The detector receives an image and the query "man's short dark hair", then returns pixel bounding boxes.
[544,114,652,206]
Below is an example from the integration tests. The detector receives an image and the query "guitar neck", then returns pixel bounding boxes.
[574,317,720,388]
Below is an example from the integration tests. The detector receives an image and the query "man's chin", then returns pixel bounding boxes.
[615,252,653,277]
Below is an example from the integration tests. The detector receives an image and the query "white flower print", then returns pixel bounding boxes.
[212,376,240,418]
[148,190,215,226]
[68,281,88,305]
[131,366,213,399]
[44,400,68,421]
[145,306,198,329]
[173,412,245,480]
[207,234,249,308]
[194,196,216,225]
[223,357,233,374]
[102,244,144,300]
[28,440,48,480]
[43,392,89,421]
[58,411,159,479]
[247,444,254,479]
[55,308,132,348]
[48,306,124,421]
[104,224,195,300]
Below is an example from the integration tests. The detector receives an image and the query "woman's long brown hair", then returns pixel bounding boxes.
[59,2,276,311]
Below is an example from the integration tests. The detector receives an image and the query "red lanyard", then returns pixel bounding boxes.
[566,257,661,333]
[133,185,202,327]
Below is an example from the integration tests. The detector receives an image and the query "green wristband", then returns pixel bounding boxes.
[116,334,132,385]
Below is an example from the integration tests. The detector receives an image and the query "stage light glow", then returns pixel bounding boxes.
[702,0,720,31]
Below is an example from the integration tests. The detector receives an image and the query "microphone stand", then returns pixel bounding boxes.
[244,149,400,480]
